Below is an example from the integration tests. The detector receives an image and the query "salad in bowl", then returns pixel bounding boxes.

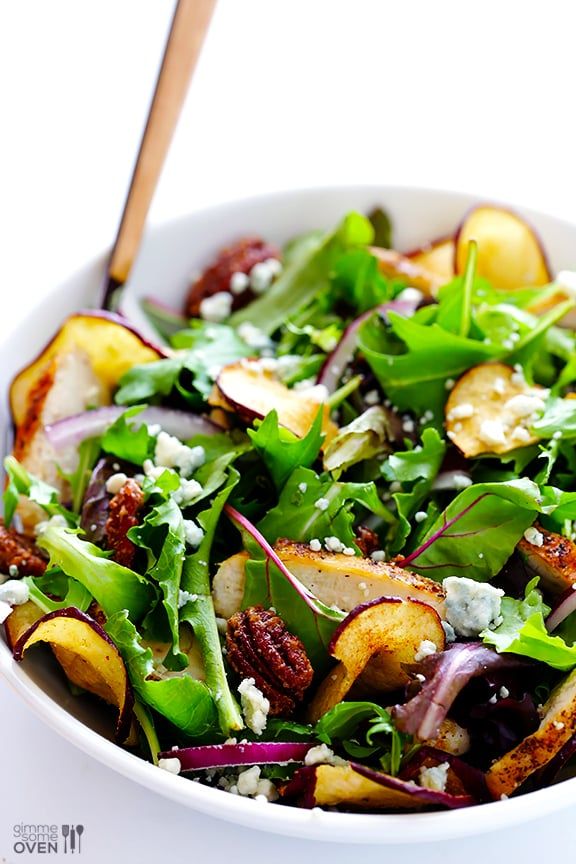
[3,198,576,815]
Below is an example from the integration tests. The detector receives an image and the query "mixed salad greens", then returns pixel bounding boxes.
[5,203,576,811]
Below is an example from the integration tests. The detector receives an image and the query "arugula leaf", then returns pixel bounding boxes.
[37,525,154,620]
[101,406,154,464]
[382,428,446,552]
[481,579,576,671]
[315,701,413,775]
[258,466,393,549]
[105,611,217,736]
[229,212,375,335]
[115,322,251,406]
[331,248,396,314]
[180,472,244,735]
[3,456,77,528]
[398,479,545,581]
[129,498,187,670]
[323,407,391,477]
[248,408,324,491]
[367,207,393,249]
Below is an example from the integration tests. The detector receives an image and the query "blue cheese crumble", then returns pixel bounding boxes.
[443,576,504,637]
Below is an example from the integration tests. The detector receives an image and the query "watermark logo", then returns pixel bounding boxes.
[12,824,85,855]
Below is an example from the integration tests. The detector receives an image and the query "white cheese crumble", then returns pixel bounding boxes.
[492,377,506,395]
[500,686,510,699]
[511,425,532,443]
[441,620,457,643]
[105,472,129,495]
[445,378,455,390]
[443,576,504,637]
[342,546,355,556]
[237,321,271,350]
[396,287,424,305]
[414,640,438,662]
[199,291,233,322]
[298,482,308,493]
[556,270,576,297]
[504,393,546,419]
[238,677,270,736]
[158,757,181,775]
[414,511,427,524]
[173,478,203,507]
[419,762,449,792]
[155,431,205,477]
[304,744,347,767]
[402,417,415,433]
[183,519,204,548]
[364,389,380,406]
[250,262,275,294]
[314,497,329,512]
[309,538,322,552]
[447,403,475,421]
[230,271,250,295]
[236,765,278,801]
[553,721,565,730]
[178,590,198,609]
[432,471,473,491]
[524,526,544,547]
[371,550,386,562]
[0,579,30,624]
[478,419,507,448]
[324,536,345,553]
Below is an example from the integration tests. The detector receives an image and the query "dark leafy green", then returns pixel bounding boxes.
[248,408,324,491]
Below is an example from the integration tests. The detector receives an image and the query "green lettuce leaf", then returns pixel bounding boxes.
[101,406,154,464]
[248,408,324,491]
[24,571,93,614]
[3,456,77,528]
[180,472,244,735]
[105,611,217,736]
[480,579,576,671]
[37,525,154,620]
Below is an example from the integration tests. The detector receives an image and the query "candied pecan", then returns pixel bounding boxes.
[226,606,314,715]
[87,601,108,629]
[185,236,280,317]
[0,519,46,576]
[355,525,380,558]
[105,479,144,568]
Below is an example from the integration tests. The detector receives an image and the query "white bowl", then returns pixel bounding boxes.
[2,185,576,844]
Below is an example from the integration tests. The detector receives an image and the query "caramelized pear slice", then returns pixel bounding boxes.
[212,361,336,441]
[407,238,455,284]
[12,606,133,742]
[3,600,43,649]
[486,666,576,798]
[455,206,551,291]
[283,763,473,809]
[10,311,164,425]
[307,597,445,722]
[444,362,544,457]
[370,248,445,297]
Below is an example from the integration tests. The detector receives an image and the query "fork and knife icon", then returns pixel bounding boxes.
[61,825,84,854]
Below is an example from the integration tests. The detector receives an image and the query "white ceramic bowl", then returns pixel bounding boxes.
[2,186,576,844]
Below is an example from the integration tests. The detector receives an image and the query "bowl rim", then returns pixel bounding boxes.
[3,182,576,844]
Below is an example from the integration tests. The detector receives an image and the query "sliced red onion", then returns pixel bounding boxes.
[158,741,313,772]
[393,643,530,742]
[45,406,222,451]
[224,504,343,622]
[546,585,576,632]
[317,298,419,394]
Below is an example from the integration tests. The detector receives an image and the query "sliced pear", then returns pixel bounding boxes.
[407,238,455,284]
[455,206,551,291]
[307,597,445,722]
[12,606,133,742]
[370,247,445,297]
[211,542,446,620]
[283,762,473,809]
[444,362,545,457]
[212,360,337,441]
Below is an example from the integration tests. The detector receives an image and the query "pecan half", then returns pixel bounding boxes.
[185,236,280,317]
[226,606,314,715]
[105,479,144,568]
[0,519,46,576]
[355,525,380,558]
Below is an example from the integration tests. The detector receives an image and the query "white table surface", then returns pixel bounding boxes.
[1,1,576,860]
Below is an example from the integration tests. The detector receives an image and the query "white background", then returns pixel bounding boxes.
[1,0,576,861]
